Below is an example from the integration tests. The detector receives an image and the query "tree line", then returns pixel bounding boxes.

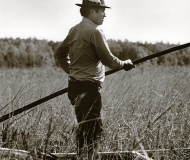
[0,37,189,68]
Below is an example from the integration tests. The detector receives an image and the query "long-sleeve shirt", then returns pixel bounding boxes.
[55,17,125,83]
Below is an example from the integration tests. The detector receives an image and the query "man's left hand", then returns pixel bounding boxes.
[123,59,135,71]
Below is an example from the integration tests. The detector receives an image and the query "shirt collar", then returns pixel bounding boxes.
[82,17,98,27]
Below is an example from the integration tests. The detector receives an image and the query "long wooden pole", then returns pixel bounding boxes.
[0,42,190,123]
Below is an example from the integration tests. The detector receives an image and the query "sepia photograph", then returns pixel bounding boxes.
[0,0,190,159]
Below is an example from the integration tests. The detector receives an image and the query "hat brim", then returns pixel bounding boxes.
[75,4,111,8]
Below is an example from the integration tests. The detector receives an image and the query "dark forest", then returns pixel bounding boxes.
[0,37,189,68]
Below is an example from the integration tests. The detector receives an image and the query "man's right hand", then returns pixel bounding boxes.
[123,59,135,71]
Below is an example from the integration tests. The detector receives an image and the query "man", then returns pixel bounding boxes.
[55,0,135,159]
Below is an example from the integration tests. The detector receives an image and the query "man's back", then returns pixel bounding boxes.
[67,17,105,83]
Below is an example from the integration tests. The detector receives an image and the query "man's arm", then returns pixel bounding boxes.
[54,36,70,74]
[91,29,125,69]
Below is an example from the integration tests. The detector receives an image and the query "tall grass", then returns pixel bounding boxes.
[0,65,190,158]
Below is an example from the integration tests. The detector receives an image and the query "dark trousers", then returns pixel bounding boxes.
[68,79,103,158]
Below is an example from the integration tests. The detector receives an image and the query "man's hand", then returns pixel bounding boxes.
[123,59,135,71]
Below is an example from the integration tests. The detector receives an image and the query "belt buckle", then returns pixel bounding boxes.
[69,77,77,82]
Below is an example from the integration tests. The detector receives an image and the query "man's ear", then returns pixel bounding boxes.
[90,8,94,15]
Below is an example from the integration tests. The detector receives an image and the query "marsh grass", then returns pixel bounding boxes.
[0,65,190,159]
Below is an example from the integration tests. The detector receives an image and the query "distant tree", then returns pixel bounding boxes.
[107,39,122,58]
[118,40,138,60]
[0,53,5,67]
[6,45,20,67]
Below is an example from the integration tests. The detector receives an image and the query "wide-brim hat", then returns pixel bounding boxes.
[76,0,111,8]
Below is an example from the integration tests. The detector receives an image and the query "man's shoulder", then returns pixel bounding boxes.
[92,27,105,37]
[94,27,103,33]
[69,23,80,32]
[80,23,101,36]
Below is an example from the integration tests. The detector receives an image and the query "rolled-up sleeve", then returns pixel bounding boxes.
[55,35,70,74]
[91,29,125,69]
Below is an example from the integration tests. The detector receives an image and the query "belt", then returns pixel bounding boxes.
[68,77,102,87]
[68,76,78,82]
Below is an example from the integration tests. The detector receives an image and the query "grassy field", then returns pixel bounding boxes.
[0,65,190,159]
